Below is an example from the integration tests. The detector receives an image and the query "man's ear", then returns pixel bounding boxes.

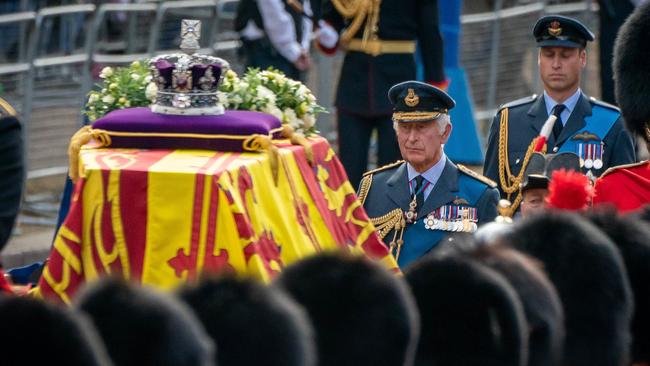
[580,48,587,68]
[441,123,452,144]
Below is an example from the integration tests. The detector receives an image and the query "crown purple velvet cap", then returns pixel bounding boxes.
[92,107,283,151]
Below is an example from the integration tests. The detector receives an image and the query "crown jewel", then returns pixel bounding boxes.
[150,19,230,115]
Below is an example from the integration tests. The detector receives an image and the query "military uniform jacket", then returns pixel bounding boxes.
[484,92,636,197]
[359,159,499,268]
[321,0,445,115]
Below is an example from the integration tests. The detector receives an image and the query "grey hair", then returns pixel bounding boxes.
[393,113,451,134]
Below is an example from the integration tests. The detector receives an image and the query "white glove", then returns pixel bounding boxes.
[317,20,339,48]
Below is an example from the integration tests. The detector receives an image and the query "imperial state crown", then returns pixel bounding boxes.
[149,19,230,115]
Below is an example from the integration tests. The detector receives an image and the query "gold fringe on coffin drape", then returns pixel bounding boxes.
[68,125,317,185]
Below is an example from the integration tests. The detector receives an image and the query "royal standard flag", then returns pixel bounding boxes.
[38,137,397,303]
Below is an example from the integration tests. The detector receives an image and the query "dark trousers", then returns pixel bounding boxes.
[337,110,402,189]
[241,39,301,81]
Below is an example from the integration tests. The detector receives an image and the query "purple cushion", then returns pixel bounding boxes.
[92,107,283,151]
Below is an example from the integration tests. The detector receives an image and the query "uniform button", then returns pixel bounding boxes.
[553,147,558,152]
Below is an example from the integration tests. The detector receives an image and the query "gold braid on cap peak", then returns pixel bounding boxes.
[331,0,381,46]
[392,111,445,122]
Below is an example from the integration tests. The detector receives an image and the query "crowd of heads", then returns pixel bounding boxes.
[0,207,648,366]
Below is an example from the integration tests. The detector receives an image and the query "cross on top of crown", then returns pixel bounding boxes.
[180,19,201,54]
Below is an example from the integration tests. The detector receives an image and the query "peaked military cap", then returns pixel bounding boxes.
[388,80,455,122]
[533,15,594,48]
[521,152,581,192]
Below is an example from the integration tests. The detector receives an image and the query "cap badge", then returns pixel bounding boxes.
[404,88,419,107]
[548,20,562,36]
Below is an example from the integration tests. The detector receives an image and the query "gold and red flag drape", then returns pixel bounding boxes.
[37,137,396,303]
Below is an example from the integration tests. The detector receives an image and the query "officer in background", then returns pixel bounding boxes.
[483,15,636,215]
[519,152,581,218]
[317,0,446,188]
[235,0,313,80]
[0,97,24,293]
[358,81,498,268]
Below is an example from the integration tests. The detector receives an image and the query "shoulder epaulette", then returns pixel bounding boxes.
[362,160,404,177]
[599,160,648,178]
[457,164,497,188]
[498,94,537,112]
[0,97,16,117]
[589,96,621,112]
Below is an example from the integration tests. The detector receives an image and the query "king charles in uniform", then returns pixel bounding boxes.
[594,3,650,213]
[358,81,499,268]
[483,15,636,216]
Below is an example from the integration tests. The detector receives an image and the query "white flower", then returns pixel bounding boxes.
[297,84,309,96]
[145,82,158,101]
[230,94,243,105]
[144,75,153,83]
[102,95,115,104]
[302,114,316,129]
[283,108,298,124]
[130,73,140,81]
[88,93,99,103]
[99,67,113,79]
[256,85,276,104]
[239,81,249,90]
[263,105,283,121]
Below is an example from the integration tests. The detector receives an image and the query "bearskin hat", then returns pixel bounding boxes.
[405,254,527,366]
[274,252,419,366]
[585,208,650,364]
[613,1,650,142]
[75,278,215,366]
[0,114,24,251]
[0,296,111,366]
[178,275,315,366]
[504,211,632,366]
[470,245,565,366]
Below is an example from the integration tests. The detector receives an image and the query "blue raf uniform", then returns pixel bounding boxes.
[483,15,636,214]
[358,82,499,268]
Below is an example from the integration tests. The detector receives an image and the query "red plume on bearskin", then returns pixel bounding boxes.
[546,169,593,211]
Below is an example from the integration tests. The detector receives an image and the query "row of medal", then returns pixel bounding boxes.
[421,205,478,233]
[577,142,604,170]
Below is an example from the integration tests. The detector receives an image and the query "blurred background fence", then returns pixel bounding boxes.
[0,0,604,225]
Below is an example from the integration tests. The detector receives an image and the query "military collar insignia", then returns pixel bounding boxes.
[404,88,420,107]
[548,20,562,36]
[571,131,600,142]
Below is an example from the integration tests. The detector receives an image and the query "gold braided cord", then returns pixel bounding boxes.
[370,208,403,240]
[330,0,381,46]
[497,107,546,216]
[331,0,363,18]
[357,174,372,205]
